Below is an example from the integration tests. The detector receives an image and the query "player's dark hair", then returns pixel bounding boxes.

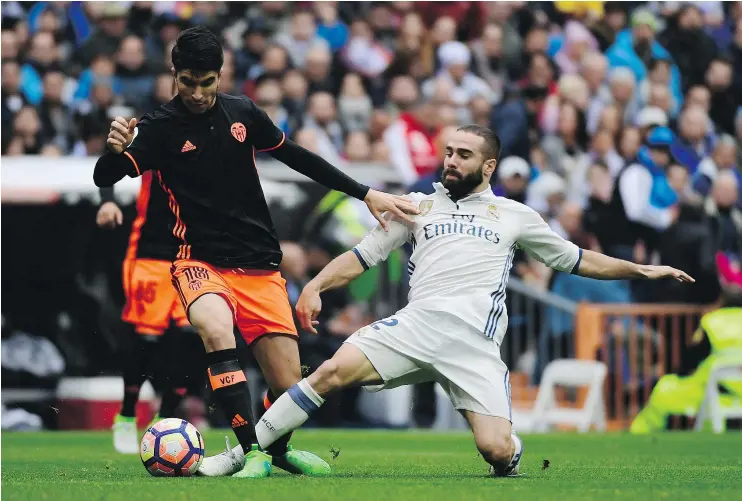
[457,125,501,163]
[171,26,224,74]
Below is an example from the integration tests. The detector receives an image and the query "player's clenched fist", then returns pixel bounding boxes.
[296,285,323,335]
[96,201,124,228]
[107,116,137,154]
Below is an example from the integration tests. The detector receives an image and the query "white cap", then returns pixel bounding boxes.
[498,156,531,179]
[635,106,668,128]
[438,41,471,68]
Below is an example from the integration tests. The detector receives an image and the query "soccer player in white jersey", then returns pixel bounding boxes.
[199,125,694,477]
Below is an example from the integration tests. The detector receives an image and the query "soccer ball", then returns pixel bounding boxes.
[140,418,205,477]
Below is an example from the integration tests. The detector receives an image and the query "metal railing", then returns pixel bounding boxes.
[502,277,579,405]
[575,303,709,429]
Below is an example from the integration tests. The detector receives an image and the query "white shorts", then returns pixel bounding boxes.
[345,307,512,420]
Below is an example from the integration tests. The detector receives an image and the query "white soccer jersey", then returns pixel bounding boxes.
[353,182,582,345]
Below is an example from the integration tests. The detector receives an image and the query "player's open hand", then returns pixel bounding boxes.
[643,265,695,283]
[107,117,137,154]
[364,189,419,231]
[296,285,323,335]
[96,202,123,229]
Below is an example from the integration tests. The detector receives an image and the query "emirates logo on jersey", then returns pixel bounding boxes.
[231,122,246,142]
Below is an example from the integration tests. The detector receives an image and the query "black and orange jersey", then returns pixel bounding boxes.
[94,93,369,269]
[123,171,182,262]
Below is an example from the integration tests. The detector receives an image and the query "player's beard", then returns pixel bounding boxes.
[442,166,484,201]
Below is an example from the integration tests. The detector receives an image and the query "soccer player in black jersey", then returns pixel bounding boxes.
[97,182,202,454]
[94,26,418,478]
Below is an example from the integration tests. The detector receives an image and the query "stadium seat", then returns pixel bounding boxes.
[511,359,607,433]
[693,358,742,434]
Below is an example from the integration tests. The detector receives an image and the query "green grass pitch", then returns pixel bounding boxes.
[3,430,741,501]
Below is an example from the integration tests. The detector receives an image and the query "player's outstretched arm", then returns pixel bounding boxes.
[574,249,695,282]
[296,251,366,334]
[268,140,419,230]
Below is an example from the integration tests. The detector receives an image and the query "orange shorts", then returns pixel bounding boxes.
[122,258,189,335]
[170,259,297,344]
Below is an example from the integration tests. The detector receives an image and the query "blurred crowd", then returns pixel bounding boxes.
[4,0,742,429]
[3,1,742,307]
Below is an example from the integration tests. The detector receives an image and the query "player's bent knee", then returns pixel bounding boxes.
[475,433,512,465]
[310,359,345,395]
[188,294,234,351]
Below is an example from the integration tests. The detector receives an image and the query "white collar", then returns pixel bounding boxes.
[433,182,493,201]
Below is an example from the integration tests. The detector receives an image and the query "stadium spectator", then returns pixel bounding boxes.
[731,19,742,93]
[635,106,669,141]
[344,131,372,163]
[37,69,73,152]
[337,73,372,134]
[422,40,494,114]
[569,128,624,206]
[276,8,330,69]
[1,27,20,59]
[706,56,739,136]
[234,19,270,80]
[114,35,156,114]
[299,92,344,163]
[304,45,336,94]
[588,67,639,134]
[493,156,530,204]
[384,76,439,185]
[706,170,742,255]
[580,51,609,100]
[7,105,43,155]
[255,77,290,135]
[20,31,60,106]
[246,44,289,87]
[470,24,508,104]
[72,2,129,76]
[693,135,740,202]
[638,58,678,115]
[684,85,712,116]
[658,5,718,92]
[2,59,26,150]
[607,9,684,109]
[672,105,715,173]
[554,20,598,76]
[468,95,492,129]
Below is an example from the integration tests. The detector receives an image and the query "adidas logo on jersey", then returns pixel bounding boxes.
[181,140,196,152]
[231,414,248,428]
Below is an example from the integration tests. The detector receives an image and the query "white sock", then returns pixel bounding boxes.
[255,379,325,449]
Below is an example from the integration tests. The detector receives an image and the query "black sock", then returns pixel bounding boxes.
[159,387,187,417]
[206,349,257,452]
[121,330,157,417]
[262,390,292,456]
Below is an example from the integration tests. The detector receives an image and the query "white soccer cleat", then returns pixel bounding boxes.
[197,436,246,477]
[489,432,523,477]
[112,416,139,454]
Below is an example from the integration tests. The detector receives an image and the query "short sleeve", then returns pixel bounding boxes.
[516,206,581,273]
[124,114,163,178]
[245,98,286,152]
[352,213,412,270]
